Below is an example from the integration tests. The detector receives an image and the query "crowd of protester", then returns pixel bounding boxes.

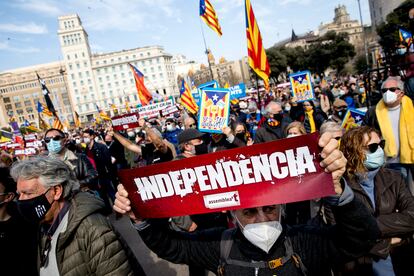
[1,73,413,276]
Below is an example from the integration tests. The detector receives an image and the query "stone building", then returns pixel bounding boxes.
[0,62,73,127]
[58,14,178,122]
[369,0,405,31]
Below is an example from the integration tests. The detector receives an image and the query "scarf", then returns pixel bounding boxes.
[375,96,414,163]
[305,109,316,133]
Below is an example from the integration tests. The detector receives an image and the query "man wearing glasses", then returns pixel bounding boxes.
[364,76,414,190]
[44,128,97,191]
[114,132,381,275]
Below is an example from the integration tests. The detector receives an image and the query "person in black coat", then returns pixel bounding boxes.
[83,129,117,210]
[114,132,380,276]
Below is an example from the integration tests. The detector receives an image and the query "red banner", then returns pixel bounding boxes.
[119,133,334,218]
[111,113,140,131]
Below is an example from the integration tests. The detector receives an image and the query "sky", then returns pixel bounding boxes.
[0,0,371,72]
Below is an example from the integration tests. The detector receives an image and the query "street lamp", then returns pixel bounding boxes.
[357,0,370,69]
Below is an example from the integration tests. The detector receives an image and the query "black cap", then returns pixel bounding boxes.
[165,118,175,124]
[178,129,204,144]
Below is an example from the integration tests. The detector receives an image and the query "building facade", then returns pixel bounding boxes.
[319,5,364,47]
[0,61,73,127]
[58,14,178,122]
[369,0,405,30]
[191,51,250,87]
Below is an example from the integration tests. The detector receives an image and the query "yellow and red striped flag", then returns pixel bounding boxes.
[52,116,64,131]
[245,0,270,90]
[180,80,198,114]
[200,0,222,36]
[74,111,81,128]
[125,101,131,113]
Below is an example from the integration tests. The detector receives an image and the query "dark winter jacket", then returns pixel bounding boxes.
[71,152,98,189]
[87,142,117,183]
[39,192,142,275]
[137,196,379,275]
[346,168,414,258]
[254,117,292,144]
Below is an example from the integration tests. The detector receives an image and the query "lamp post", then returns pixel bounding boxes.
[357,0,370,69]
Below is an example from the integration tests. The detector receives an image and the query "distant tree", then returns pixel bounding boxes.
[376,0,414,59]
[265,47,287,82]
[354,54,369,74]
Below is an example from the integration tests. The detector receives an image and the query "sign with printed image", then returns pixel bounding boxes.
[111,113,140,131]
[289,71,314,102]
[198,88,230,134]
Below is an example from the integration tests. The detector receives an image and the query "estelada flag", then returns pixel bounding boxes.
[37,101,53,117]
[129,63,152,106]
[38,114,50,130]
[96,104,111,121]
[200,0,222,36]
[399,28,412,47]
[245,0,270,90]
[180,80,199,114]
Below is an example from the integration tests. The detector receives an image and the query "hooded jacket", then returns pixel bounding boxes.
[42,192,138,275]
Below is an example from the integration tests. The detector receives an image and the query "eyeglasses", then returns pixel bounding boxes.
[367,140,385,153]
[44,135,63,143]
[189,124,196,128]
[381,87,399,93]
[242,205,279,218]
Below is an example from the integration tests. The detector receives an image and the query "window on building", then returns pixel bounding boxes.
[114,74,117,79]
[80,80,84,85]
[159,73,163,78]
[106,76,110,81]
[111,58,114,63]
[118,57,122,61]
[24,100,31,106]
[69,64,73,70]
[99,77,102,82]
[88,79,92,85]
[140,53,143,57]
[13,96,20,102]
[75,53,78,59]
[86,71,90,77]
[26,107,33,113]
[76,63,80,69]
[78,72,83,78]
[104,68,108,73]
[115,81,119,87]
[67,54,70,60]
[147,52,150,56]
[112,66,115,72]
[84,61,87,67]
[3,97,10,103]
[103,60,107,64]
[16,109,23,115]
[15,103,22,108]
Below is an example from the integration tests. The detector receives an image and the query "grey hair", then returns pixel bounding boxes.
[10,156,79,199]
[150,127,163,139]
[381,76,404,91]
[319,121,343,135]
[263,101,282,118]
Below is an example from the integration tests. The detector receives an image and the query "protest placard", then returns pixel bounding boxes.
[229,83,247,100]
[119,133,334,218]
[289,71,315,102]
[137,99,175,119]
[14,148,37,156]
[341,108,366,130]
[111,113,140,131]
[197,88,230,133]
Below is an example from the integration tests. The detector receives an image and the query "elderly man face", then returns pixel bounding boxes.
[234,205,281,226]
[16,177,63,224]
[382,79,404,107]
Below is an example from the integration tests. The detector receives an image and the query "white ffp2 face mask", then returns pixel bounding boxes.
[383,90,398,104]
[240,220,283,253]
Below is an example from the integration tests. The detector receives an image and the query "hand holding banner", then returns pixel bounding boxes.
[119,133,334,219]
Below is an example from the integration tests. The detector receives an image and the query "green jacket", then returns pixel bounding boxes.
[50,192,135,275]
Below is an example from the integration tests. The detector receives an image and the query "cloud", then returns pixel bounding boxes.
[0,41,40,53]
[12,0,63,17]
[0,22,48,34]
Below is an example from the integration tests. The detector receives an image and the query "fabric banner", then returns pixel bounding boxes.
[14,148,37,156]
[111,113,140,131]
[137,100,174,119]
[229,83,247,100]
[197,88,230,134]
[341,108,366,130]
[119,133,334,218]
[289,71,315,102]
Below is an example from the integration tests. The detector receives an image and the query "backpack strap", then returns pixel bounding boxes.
[218,229,308,276]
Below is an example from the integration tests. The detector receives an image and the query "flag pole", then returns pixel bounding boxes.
[199,18,214,81]
[255,73,261,111]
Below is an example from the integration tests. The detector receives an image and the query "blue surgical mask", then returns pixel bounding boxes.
[47,139,63,154]
[397,48,407,55]
[364,147,385,170]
